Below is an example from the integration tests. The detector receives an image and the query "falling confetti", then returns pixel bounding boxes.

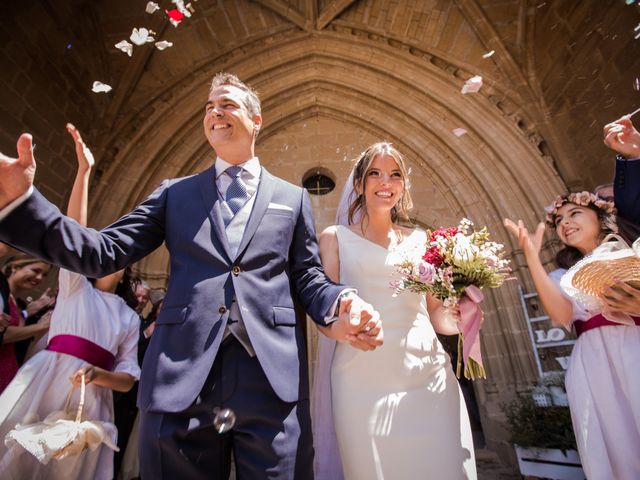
[115,40,133,57]
[130,27,155,46]
[146,1,160,14]
[172,0,193,18]
[461,75,483,94]
[634,78,640,91]
[482,50,495,59]
[66,44,72,50]
[155,40,174,50]
[166,9,185,27]
[626,0,635,4]
[452,128,468,137]
[635,23,640,40]
[91,81,112,93]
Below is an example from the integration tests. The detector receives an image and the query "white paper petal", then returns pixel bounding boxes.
[452,128,468,137]
[146,2,160,14]
[92,81,112,93]
[169,18,181,27]
[461,75,483,94]
[114,40,133,57]
[482,50,495,59]
[155,41,174,50]
[130,28,151,46]
[172,0,192,17]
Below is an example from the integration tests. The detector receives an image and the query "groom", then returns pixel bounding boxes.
[0,73,382,479]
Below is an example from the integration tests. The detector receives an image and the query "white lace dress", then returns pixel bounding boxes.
[0,270,140,480]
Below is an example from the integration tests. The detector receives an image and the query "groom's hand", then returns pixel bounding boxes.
[0,133,36,209]
[330,295,383,351]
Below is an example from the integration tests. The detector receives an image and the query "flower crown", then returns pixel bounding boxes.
[544,191,617,229]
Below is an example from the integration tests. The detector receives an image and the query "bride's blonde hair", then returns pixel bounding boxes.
[348,142,413,225]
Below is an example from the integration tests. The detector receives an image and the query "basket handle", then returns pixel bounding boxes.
[64,372,86,422]
[74,372,86,423]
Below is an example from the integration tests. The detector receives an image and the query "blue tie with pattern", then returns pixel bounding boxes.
[223,166,250,226]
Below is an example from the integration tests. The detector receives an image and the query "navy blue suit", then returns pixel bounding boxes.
[614,155,640,225]
[0,165,344,478]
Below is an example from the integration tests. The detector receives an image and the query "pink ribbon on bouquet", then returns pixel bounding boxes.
[458,285,484,373]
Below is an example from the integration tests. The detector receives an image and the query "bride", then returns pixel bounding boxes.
[312,142,477,479]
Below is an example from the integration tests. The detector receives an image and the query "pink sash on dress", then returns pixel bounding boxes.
[575,314,640,337]
[47,334,116,371]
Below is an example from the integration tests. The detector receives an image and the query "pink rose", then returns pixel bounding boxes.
[418,261,436,284]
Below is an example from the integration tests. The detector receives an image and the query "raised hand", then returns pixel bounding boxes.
[66,123,94,172]
[0,133,36,209]
[504,218,545,260]
[603,116,640,159]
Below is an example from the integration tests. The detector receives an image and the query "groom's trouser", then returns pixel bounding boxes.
[139,337,314,479]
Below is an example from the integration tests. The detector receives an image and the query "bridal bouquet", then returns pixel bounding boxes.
[393,218,510,379]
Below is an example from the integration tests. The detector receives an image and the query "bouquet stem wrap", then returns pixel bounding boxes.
[456,285,486,380]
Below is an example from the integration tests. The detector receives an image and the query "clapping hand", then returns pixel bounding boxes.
[26,288,56,317]
[330,295,383,351]
[504,219,546,260]
[603,115,640,159]
[66,123,94,171]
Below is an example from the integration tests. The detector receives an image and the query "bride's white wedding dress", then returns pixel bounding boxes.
[328,226,476,480]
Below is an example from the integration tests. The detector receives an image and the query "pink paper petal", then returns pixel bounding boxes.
[461,75,483,94]
[452,128,468,137]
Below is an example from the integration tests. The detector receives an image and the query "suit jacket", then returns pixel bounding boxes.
[614,155,640,225]
[0,165,344,412]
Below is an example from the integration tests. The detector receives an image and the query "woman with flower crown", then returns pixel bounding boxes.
[311,142,476,480]
[505,192,640,480]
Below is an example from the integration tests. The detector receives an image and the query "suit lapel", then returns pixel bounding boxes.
[236,167,275,257]
[197,164,232,262]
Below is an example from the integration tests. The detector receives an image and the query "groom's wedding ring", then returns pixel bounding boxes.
[362,324,373,333]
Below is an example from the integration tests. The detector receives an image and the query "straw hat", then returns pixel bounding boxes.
[561,235,640,323]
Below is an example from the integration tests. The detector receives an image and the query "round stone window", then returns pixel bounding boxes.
[302,168,336,196]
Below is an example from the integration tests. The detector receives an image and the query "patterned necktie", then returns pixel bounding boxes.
[223,166,250,226]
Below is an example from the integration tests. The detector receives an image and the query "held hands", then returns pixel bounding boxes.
[70,364,97,388]
[504,219,545,260]
[0,133,36,210]
[330,295,383,351]
[66,123,94,171]
[603,115,640,159]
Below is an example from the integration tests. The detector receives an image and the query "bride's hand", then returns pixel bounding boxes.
[504,218,545,259]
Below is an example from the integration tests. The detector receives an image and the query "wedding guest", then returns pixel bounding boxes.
[0,255,51,392]
[505,192,640,480]
[313,142,477,480]
[0,124,140,479]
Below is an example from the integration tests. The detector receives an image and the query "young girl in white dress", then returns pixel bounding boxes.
[0,124,141,479]
[312,142,477,480]
[505,192,640,480]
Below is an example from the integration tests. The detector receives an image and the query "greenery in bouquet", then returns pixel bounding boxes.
[392,218,510,380]
[393,218,510,305]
